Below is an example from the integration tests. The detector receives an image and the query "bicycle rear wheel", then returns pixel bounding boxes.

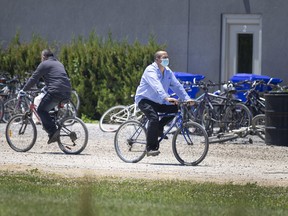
[99,105,130,132]
[252,114,265,141]
[172,121,209,166]
[5,114,37,152]
[114,120,147,163]
[57,117,88,154]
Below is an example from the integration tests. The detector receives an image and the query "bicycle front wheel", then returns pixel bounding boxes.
[5,114,37,152]
[172,121,209,166]
[114,120,147,163]
[99,105,130,132]
[57,117,88,154]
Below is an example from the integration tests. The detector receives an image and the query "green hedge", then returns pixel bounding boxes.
[0,32,165,120]
[0,32,50,80]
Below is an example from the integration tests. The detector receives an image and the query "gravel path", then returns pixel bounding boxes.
[1,123,288,186]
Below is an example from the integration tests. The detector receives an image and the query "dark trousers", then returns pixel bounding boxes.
[37,92,70,136]
[138,99,178,151]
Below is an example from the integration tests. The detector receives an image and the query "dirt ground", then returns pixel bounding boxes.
[0,123,288,187]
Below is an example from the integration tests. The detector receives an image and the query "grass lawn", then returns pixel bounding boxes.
[0,170,287,216]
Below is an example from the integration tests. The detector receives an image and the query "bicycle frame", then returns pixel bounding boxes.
[17,93,42,122]
[16,92,72,124]
[131,102,193,145]
[125,103,142,121]
[29,102,41,121]
[161,104,195,145]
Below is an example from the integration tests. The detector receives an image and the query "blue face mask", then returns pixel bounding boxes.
[160,58,169,67]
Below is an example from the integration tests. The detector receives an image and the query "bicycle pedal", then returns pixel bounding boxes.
[64,145,72,150]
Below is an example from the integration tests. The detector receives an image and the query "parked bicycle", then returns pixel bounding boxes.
[190,81,252,143]
[99,95,142,132]
[114,101,209,166]
[0,75,22,121]
[5,91,88,154]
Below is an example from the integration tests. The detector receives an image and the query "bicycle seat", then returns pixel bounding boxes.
[49,99,71,114]
[58,99,70,108]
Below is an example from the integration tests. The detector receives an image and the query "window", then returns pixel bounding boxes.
[237,33,253,74]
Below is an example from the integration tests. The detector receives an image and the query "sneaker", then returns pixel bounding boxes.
[146,150,160,157]
[47,129,60,144]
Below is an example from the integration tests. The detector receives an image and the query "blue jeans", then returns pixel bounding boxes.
[37,92,70,136]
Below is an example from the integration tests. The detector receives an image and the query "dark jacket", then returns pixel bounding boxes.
[23,57,71,95]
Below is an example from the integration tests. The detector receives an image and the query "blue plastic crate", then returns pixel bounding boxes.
[169,72,205,99]
[230,73,283,102]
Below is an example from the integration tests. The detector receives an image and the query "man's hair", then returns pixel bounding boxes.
[42,49,54,58]
[154,51,167,60]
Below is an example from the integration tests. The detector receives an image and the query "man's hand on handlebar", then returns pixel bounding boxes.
[165,97,178,105]
[17,89,26,99]
[165,97,195,106]
[186,99,195,106]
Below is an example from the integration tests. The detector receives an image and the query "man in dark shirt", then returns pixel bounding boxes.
[21,49,72,144]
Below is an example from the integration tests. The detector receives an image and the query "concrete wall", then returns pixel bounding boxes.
[0,0,287,83]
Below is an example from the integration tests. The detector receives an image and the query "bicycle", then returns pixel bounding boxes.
[190,81,252,143]
[99,96,143,132]
[114,101,209,166]
[5,92,88,154]
[0,75,22,121]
